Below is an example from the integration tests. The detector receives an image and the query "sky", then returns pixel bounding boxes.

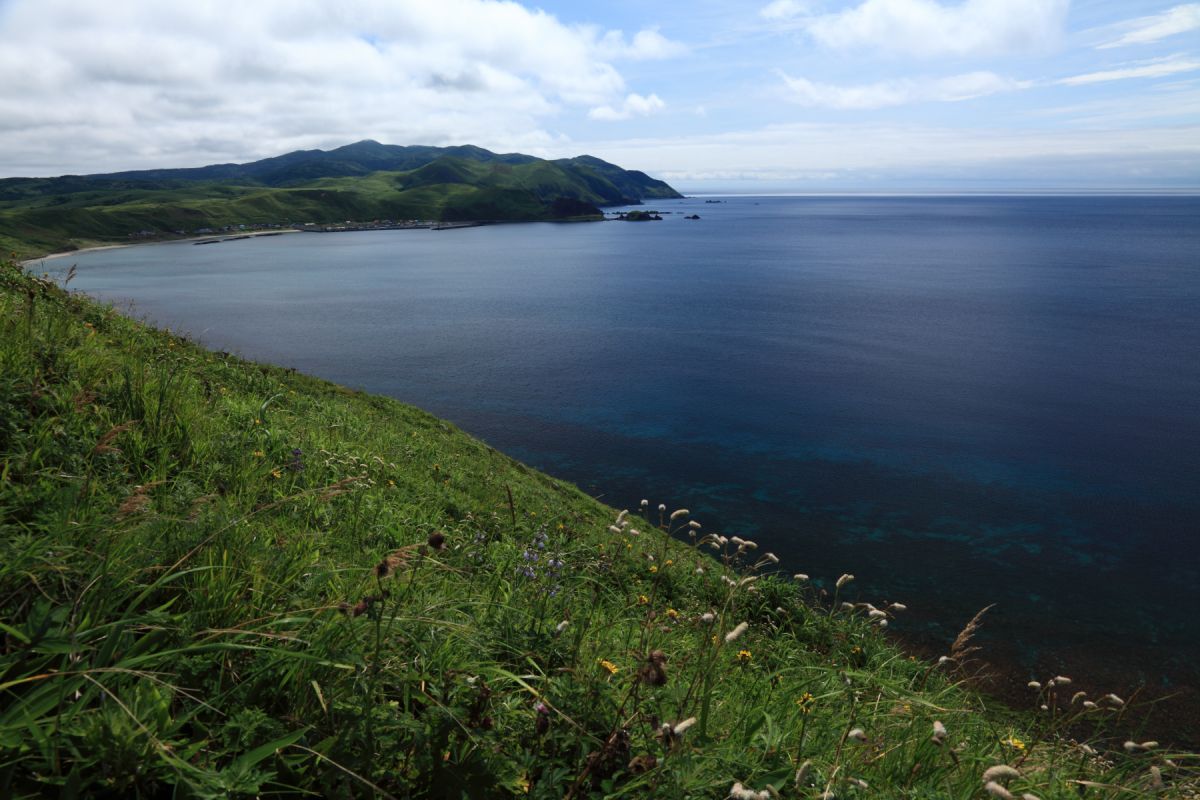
[0,0,1197,190]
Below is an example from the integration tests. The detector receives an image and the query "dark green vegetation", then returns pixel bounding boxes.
[0,141,682,257]
[1,259,1195,798]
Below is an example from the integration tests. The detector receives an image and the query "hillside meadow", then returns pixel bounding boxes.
[0,257,1195,797]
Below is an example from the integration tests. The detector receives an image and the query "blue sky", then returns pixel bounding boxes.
[0,0,1197,190]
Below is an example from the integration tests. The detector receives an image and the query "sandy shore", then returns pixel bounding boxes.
[22,228,303,267]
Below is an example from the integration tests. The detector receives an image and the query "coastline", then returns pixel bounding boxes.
[21,228,304,266]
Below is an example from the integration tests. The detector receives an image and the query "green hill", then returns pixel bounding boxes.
[2,258,1192,797]
[0,141,683,257]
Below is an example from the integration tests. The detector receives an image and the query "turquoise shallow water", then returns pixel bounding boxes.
[43,195,1200,700]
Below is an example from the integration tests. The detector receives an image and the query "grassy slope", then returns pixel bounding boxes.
[0,259,1194,798]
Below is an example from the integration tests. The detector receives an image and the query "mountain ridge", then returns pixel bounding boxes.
[0,141,682,256]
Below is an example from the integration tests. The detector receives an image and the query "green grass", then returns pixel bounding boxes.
[0,258,1195,798]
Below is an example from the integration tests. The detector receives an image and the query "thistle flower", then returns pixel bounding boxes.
[982,765,1020,783]
[724,621,749,643]
[836,573,855,589]
[847,728,867,742]
[984,782,1015,800]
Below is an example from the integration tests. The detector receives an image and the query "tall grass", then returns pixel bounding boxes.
[0,257,1195,797]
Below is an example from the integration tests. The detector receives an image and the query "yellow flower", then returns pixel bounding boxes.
[626,542,632,550]
[557,523,565,530]
[1002,736,1026,752]
[271,469,282,479]
[387,479,395,487]
[638,594,650,605]
[649,565,658,574]
[666,608,680,620]
[598,659,619,675]
[711,635,719,645]
[736,649,752,664]
[796,692,815,714]
[254,418,262,425]
[664,559,673,566]
[252,450,264,458]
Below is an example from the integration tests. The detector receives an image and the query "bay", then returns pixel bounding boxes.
[43,195,1200,706]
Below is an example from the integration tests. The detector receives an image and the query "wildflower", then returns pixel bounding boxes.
[638,594,650,605]
[1052,675,1072,685]
[670,508,689,520]
[640,499,649,507]
[253,449,265,458]
[658,503,666,512]
[836,573,855,589]
[888,603,907,612]
[1027,681,1042,690]
[1001,736,1026,752]
[932,720,947,745]
[616,510,629,525]
[794,573,809,581]
[688,520,701,529]
[672,717,697,735]
[984,782,1015,800]
[555,620,569,633]
[1103,693,1125,706]
[666,608,680,620]
[700,612,715,623]
[664,559,673,566]
[982,765,1020,783]
[736,649,752,664]
[598,659,619,675]
[288,448,304,472]
[724,621,749,643]
[387,479,395,487]
[254,418,262,425]
[796,692,815,714]
[649,565,658,574]
[938,656,954,666]
[847,728,867,742]
[271,469,282,479]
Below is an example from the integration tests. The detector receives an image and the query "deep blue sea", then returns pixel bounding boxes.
[41,195,1200,700]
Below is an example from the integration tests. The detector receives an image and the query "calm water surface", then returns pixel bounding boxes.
[44,196,1200,701]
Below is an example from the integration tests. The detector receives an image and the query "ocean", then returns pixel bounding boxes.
[41,195,1200,713]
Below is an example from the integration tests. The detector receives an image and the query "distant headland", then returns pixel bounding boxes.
[0,140,682,258]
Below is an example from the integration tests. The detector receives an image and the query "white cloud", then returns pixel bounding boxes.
[588,93,666,121]
[1059,55,1200,86]
[801,0,1069,58]
[0,0,671,175]
[594,28,688,60]
[777,70,1028,109]
[760,0,811,20]
[1098,4,1200,49]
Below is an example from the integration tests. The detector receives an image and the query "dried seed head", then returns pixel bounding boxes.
[608,525,623,534]
[932,720,947,743]
[847,728,867,742]
[426,531,446,551]
[794,573,809,581]
[868,609,888,620]
[673,717,697,735]
[1082,701,1097,709]
[1149,766,1164,790]
[836,573,855,589]
[1103,693,1125,706]
[700,612,716,623]
[724,622,749,643]
[1052,675,1072,686]
[984,782,1015,800]
[616,510,629,524]
[794,760,812,787]
[555,620,569,633]
[938,655,955,666]
[670,508,689,520]
[688,520,702,529]
[982,765,1021,783]
[1027,681,1042,690]
[1071,691,1087,704]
